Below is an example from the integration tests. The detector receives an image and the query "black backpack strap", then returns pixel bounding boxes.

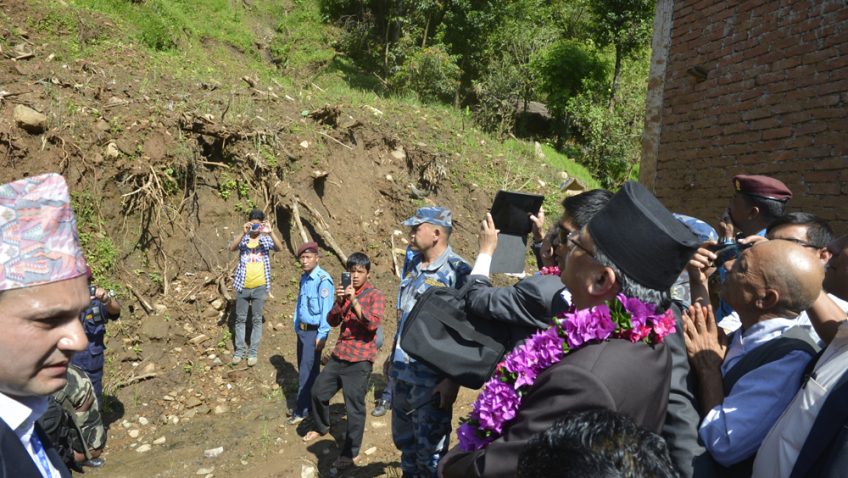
[723,326,820,395]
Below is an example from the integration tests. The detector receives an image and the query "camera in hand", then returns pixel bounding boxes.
[341,272,351,288]
[707,241,752,267]
[250,223,261,232]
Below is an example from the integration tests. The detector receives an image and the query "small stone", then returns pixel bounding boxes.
[196,405,211,415]
[385,174,393,182]
[170,416,180,425]
[138,417,149,426]
[153,304,167,314]
[128,429,140,438]
[136,444,152,453]
[163,395,174,401]
[185,397,202,409]
[212,358,223,366]
[153,436,166,445]
[204,446,224,458]
[364,446,377,455]
[105,142,120,158]
[213,405,229,415]
[196,467,214,475]
[534,141,545,159]
[299,140,309,148]
[390,147,406,160]
[210,299,224,310]
[142,363,156,374]
[183,409,197,419]
[301,465,315,478]
[121,420,132,429]
[13,105,47,133]
[189,334,209,345]
[95,118,110,132]
[371,421,386,429]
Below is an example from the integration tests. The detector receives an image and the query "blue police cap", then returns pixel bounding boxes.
[673,213,718,243]
[402,206,452,228]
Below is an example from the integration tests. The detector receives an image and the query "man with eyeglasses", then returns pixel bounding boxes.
[684,240,824,475]
[440,182,701,478]
[463,190,613,354]
[716,212,848,341]
[753,232,848,478]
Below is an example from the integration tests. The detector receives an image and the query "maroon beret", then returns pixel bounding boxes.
[296,241,319,257]
[733,174,792,202]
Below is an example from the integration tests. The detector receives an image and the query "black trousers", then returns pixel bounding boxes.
[310,357,373,458]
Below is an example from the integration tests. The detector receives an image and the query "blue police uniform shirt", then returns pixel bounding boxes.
[294,265,334,341]
[71,298,119,372]
[392,245,471,385]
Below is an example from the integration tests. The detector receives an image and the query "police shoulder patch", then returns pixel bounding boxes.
[321,288,330,298]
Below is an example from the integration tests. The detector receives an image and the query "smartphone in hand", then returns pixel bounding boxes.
[341,272,351,288]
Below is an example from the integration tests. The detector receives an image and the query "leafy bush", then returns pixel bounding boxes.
[391,45,460,103]
[538,40,608,119]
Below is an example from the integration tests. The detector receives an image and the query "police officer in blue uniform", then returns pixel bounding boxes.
[71,269,121,403]
[289,242,335,425]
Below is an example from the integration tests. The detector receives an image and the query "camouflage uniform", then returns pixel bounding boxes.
[51,365,106,459]
[391,207,470,478]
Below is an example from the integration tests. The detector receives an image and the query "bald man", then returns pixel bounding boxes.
[683,240,823,476]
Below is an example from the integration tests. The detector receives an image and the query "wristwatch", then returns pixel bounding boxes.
[104,289,117,304]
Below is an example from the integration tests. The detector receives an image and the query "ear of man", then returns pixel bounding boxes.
[588,266,618,299]
[756,289,780,311]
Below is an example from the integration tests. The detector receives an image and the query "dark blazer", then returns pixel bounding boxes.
[438,338,672,478]
[465,274,567,348]
[0,419,70,478]
[662,306,716,478]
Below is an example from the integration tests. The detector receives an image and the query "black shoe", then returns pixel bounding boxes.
[372,399,390,417]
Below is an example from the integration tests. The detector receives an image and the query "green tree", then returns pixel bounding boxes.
[588,0,655,109]
[537,40,607,140]
[566,50,650,187]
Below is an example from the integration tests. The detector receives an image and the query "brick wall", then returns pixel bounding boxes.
[642,0,848,233]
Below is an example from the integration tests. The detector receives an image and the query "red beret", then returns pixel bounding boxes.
[296,241,319,257]
[733,174,792,202]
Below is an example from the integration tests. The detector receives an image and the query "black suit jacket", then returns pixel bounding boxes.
[438,339,672,478]
[464,274,567,349]
[662,306,716,478]
[0,419,70,478]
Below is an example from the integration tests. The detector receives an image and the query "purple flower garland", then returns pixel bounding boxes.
[456,293,677,452]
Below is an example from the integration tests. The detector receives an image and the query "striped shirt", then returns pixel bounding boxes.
[233,235,276,292]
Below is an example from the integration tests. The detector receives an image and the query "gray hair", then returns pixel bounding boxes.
[593,246,670,312]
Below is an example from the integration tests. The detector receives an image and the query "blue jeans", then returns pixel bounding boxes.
[234,286,267,358]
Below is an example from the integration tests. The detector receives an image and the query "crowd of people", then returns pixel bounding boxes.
[3,170,848,478]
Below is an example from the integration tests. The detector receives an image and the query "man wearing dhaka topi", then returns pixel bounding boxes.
[439,181,701,478]
[0,173,91,477]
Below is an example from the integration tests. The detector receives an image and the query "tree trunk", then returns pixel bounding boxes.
[422,12,430,48]
[609,44,622,111]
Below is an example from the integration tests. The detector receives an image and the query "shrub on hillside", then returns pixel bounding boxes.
[391,45,460,103]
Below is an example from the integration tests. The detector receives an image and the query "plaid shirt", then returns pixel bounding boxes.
[328,282,385,363]
[233,235,275,292]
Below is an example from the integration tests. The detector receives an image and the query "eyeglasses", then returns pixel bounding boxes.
[557,224,573,244]
[773,237,821,249]
[566,231,595,258]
